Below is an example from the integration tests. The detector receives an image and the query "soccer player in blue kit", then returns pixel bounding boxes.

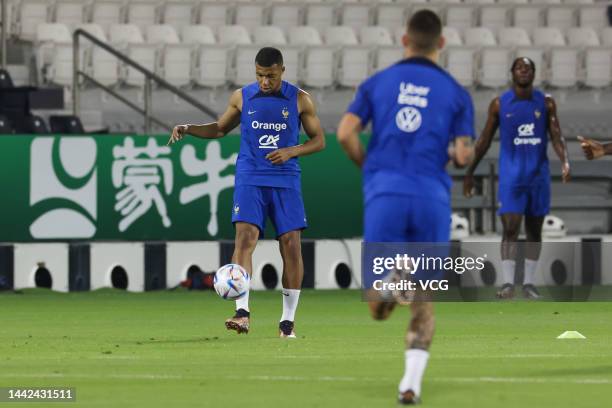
[464,57,570,299]
[337,11,475,405]
[168,47,325,338]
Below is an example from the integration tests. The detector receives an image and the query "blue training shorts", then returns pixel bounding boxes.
[498,183,550,217]
[364,194,451,243]
[363,194,451,285]
[232,185,307,238]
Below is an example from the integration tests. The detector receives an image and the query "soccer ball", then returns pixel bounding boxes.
[213,264,250,300]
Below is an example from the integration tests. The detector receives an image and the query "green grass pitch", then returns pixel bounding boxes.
[1,289,612,407]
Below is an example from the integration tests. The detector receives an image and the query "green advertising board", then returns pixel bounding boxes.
[0,134,363,241]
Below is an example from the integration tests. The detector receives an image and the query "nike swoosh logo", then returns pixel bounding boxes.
[282,293,290,297]
[247,110,256,115]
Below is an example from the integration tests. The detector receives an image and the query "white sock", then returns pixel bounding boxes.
[501,260,516,285]
[398,349,430,397]
[280,288,300,322]
[235,290,249,312]
[523,259,538,285]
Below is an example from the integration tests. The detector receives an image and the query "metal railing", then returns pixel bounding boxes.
[72,29,217,133]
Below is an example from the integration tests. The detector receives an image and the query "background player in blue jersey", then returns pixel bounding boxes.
[464,57,570,299]
[168,47,325,338]
[337,11,475,405]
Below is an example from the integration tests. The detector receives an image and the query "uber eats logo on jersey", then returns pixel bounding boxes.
[395,82,429,133]
[515,123,541,146]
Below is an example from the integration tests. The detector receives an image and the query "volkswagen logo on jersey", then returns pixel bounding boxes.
[395,106,422,133]
[259,134,280,149]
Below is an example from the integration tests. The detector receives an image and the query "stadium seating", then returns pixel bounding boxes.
[18,0,49,41]
[359,27,394,46]
[567,28,601,47]
[533,27,566,46]
[479,48,512,88]
[181,25,216,45]
[125,1,157,33]
[498,27,532,46]
[443,27,463,46]
[289,26,323,46]
[234,2,266,32]
[464,27,496,47]
[305,3,336,32]
[583,48,612,88]
[199,2,230,31]
[479,5,509,30]
[253,26,288,46]
[340,3,372,31]
[54,0,85,31]
[269,3,302,34]
[162,2,195,31]
[218,25,252,45]
[325,26,359,46]
[90,1,123,34]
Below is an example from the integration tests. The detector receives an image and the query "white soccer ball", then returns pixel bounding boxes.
[543,214,566,238]
[450,212,470,239]
[213,264,250,300]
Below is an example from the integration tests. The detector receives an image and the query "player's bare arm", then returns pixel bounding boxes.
[546,96,570,182]
[167,89,243,145]
[337,112,366,168]
[578,136,612,160]
[265,90,326,165]
[464,97,500,197]
[449,136,474,169]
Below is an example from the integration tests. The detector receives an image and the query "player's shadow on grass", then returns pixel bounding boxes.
[527,365,612,377]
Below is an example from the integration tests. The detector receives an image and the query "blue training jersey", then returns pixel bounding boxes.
[498,88,549,188]
[347,57,475,205]
[236,81,301,190]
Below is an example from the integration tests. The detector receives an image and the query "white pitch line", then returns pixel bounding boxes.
[1,373,611,386]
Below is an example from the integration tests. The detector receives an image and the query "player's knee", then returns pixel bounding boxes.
[279,233,301,257]
[234,229,258,253]
[369,300,393,320]
[502,228,520,242]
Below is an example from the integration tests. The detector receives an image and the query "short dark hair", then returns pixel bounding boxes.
[255,47,283,67]
[511,56,536,73]
[406,10,442,53]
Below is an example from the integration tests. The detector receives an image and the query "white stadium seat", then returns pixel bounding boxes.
[305,3,336,32]
[601,28,612,46]
[146,25,180,45]
[444,47,475,87]
[376,4,407,31]
[288,26,323,46]
[515,47,545,86]
[109,24,144,44]
[46,43,86,86]
[301,46,335,88]
[217,25,251,46]
[54,0,85,30]
[253,26,287,46]
[359,27,393,46]
[532,0,562,3]
[512,6,544,32]
[464,0,496,4]
[583,48,612,88]
[199,2,230,31]
[337,46,371,88]
[194,45,230,87]
[234,2,266,32]
[533,28,566,47]
[546,6,577,31]
[567,28,600,47]
[90,1,123,35]
[269,3,302,34]
[91,46,120,86]
[76,23,107,42]
[181,25,216,45]
[233,45,259,86]
[445,5,476,31]
[18,0,49,40]
[374,46,403,73]
[479,5,509,30]
[163,1,195,31]
[340,3,371,31]
[161,43,193,87]
[464,27,496,47]
[126,1,158,32]
[549,48,578,88]
[478,47,511,88]
[123,44,158,87]
[276,46,301,85]
[498,27,531,47]
[579,6,608,30]
[37,23,71,43]
[443,27,463,47]
[325,26,358,46]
